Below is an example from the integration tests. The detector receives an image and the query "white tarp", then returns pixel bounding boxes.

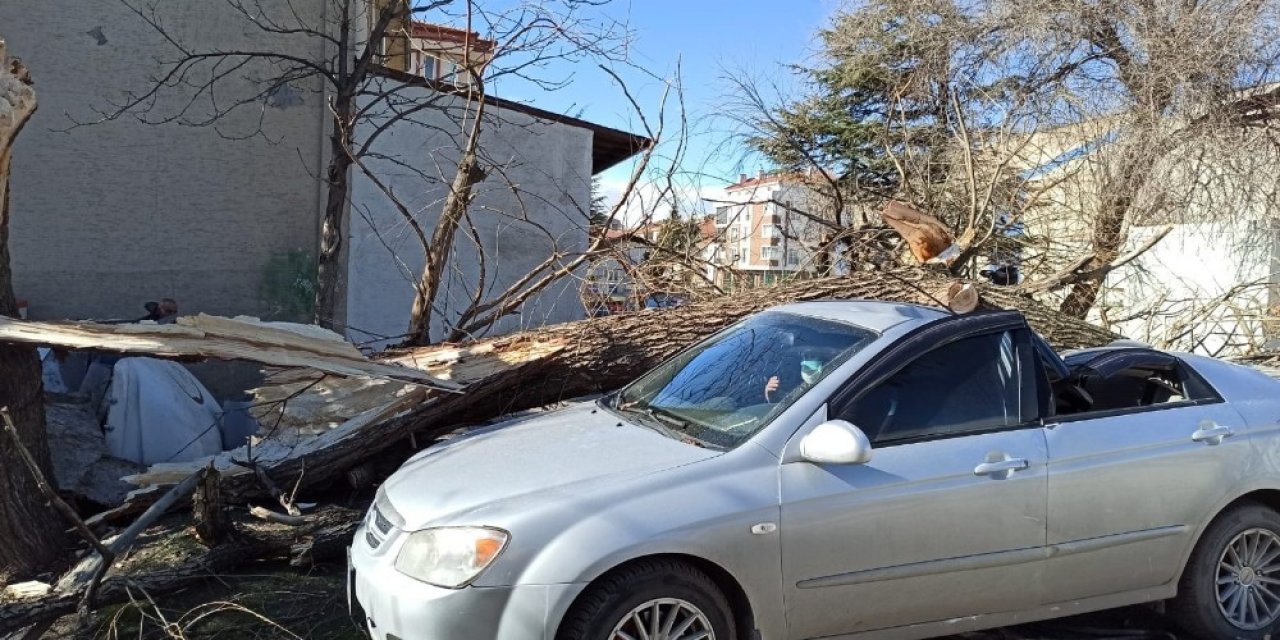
[38,347,68,394]
[103,357,224,465]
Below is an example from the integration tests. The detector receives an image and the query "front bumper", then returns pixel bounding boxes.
[350,523,586,640]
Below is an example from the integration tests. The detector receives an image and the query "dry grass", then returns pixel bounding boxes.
[81,563,362,640]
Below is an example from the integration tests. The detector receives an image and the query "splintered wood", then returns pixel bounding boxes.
[0,313,461,389]
[123,336,568,493]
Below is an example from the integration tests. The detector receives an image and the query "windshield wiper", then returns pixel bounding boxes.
[613,401,688,438]
[611,401,723,450]
[642,405,692,432]
[641,407,724,450]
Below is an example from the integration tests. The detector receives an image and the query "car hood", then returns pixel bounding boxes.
[380,401,721,530]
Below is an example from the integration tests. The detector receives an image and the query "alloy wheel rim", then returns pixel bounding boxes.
[1217,527,1280,630]
[608,597,715,640]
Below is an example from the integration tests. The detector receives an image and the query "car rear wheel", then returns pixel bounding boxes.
[557,559,736,640]
[1173,503,1280,638]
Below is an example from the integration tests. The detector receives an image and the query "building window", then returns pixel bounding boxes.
[787,249,800,266]
[728,227,740,243]
[420,54,440,79]
[761,246,779,261]
[761,224,783,239]
[715,206,729,225]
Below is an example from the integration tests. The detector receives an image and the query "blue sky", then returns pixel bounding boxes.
[456,0,841,215]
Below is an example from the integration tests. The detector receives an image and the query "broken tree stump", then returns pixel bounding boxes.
[192,464,230,546]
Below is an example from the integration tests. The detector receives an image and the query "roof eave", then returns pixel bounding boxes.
[369,65,652,174]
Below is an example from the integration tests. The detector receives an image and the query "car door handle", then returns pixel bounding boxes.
[974,458,1029,476]
[1192,424,1235,445]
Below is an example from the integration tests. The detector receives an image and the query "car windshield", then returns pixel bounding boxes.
[612,311,877,449]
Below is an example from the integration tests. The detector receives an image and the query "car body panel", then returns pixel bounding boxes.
[380,402,720,532]
[351,533,587,640]
[781,426,1049,637]
[1042,400,1251,603]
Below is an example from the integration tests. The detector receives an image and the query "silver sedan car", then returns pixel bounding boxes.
[348,301,1280,640]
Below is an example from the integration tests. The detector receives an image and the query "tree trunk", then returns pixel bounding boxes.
[314,112,354,330]
[1059,142,1160,319]
[125,269,1116,505]
[192,465,230,546]
[1058,196,1125,318]
[313,1,355,331]
[0,43,66,580]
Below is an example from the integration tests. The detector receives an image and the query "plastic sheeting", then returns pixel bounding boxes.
[103,357,225,465]
[38,347,68,394]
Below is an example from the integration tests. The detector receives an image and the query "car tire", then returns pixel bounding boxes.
[557,558,737,640]
[1172,502,1280,639]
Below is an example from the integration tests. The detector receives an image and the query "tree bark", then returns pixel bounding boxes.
[1059,144,1160,318]
[192,465,231,546]
[313,0,355,330]
[0,41,67,581]
[314,0,413,331]
[314,121,353,330]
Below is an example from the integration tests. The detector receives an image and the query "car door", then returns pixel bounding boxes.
[1042,351,1252,603]
[780,316,1048,639]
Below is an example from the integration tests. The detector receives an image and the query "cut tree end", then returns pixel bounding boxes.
[944,282,980,314]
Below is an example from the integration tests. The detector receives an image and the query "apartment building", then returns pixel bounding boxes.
[705,171,831,289]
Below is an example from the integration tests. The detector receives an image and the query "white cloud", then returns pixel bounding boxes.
[596,175,729,226]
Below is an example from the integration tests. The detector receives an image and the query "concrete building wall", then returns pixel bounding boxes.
[0,0,329,321]
[345,82,592,348]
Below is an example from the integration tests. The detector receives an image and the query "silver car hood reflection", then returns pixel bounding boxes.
[380,401,721,530]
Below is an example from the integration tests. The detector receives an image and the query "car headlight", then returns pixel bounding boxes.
[394,526,509,588]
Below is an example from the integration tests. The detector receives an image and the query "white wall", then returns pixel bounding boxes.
[1104,220,1278,355]
[0,0,329,321]
[345,82,592,347]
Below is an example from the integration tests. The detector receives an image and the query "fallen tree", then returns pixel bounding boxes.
[1,269,1118,633]
[121,269,1118,505]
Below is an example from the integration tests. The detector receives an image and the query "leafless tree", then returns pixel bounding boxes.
[725,0,1280,330]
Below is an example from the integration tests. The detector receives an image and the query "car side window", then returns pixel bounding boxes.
[835,331,1022,445]
[1054,350,1224,417]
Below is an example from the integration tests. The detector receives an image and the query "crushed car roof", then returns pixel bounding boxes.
[771,300,950,333]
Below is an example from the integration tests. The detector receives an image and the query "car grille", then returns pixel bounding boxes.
[364,492,404,551]
[366,504,393,549]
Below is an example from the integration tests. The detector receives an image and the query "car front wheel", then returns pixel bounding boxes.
[557,559,736,640]
[1173,503,1280,638]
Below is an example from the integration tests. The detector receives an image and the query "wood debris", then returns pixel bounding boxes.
[2,582,50,601]
[0,313,462,390]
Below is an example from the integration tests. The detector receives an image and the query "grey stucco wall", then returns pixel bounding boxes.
[0,1,328,321]
[346,82,592,347]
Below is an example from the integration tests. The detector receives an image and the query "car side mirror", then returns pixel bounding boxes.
[799,420,873,465]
